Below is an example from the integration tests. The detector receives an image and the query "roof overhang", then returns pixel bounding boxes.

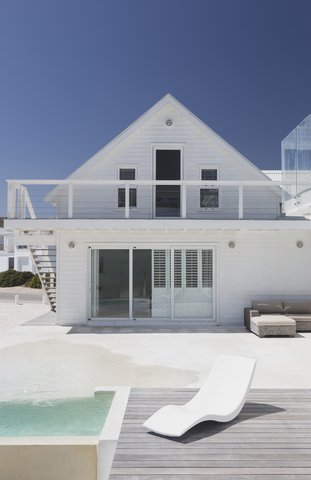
[5,218,311,232]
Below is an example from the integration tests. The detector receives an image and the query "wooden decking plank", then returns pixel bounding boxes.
[109,388,311,479]
[109,476,311,480]
[110,467,311,474]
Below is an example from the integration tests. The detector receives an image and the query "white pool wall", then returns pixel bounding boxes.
[0,386,131,480]
[96,386,131,480]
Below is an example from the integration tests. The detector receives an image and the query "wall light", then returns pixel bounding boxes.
[166,119,172,126]
[296,241,303,248]
[68,242,75,249]
[228,241,235,249]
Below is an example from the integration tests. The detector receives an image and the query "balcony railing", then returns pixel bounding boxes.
[6,178,311,221]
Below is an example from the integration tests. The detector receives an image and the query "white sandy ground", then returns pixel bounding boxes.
[0,304,50,334]
[1,286,311,401]
[0,286,46,295]
[0,287,50,333]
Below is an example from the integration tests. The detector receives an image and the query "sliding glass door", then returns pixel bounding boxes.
[90,247,214,321]
[91,249,129,318]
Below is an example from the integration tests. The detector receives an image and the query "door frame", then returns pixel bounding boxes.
[87,242,217,325]
[151,144,185,219]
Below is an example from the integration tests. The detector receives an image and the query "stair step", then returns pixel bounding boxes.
[37,266,56,270]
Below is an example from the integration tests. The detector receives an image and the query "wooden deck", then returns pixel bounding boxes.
[109,388,311,479]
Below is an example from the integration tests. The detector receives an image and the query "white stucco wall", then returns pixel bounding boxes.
[56,228,311,326]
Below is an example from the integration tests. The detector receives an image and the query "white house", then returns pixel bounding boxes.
[5,95,311,326]
[0,228,36,274]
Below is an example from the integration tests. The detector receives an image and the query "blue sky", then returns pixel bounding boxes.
[1,0,311,216]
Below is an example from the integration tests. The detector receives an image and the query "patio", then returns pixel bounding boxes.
[110,388,311,479]
[1,308,311,478]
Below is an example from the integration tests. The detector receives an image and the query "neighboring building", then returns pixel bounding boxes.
[5,95,311,326]
[0,228,36,273]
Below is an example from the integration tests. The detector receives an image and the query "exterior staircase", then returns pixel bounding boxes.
[29,246,57,311]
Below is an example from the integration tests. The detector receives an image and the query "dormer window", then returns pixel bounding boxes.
[200,167,219,209]
[118,167,137,208]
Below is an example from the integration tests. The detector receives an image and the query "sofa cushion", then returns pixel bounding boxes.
[251,315,295,326]
[251,300,284,314]
[283,301,311,314]
[284,314,311,321]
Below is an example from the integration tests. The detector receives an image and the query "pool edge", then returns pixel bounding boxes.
[95,386,131,480]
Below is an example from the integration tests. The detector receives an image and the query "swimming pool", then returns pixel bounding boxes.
[0,386,131,480]
[0,393,114,437]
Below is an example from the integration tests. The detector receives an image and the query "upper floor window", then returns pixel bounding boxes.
[119,168,135,181]
[118,167,137,208]
[200,167,219,209]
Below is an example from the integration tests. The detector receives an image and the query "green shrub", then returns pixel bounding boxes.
[0,270,35,287]
[29,273,42,289]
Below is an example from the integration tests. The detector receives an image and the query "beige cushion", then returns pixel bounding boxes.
[283,301,311,314]
[251,315,295,326]
[251,300,283,314]
[285,314,311,321]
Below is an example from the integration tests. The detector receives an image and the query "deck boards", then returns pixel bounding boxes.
[109,389,311,479]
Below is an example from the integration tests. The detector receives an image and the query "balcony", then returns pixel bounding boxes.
[281,115,311,218]
[5,178,311,223]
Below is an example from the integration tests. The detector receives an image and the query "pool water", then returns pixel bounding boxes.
[0,392,114,437]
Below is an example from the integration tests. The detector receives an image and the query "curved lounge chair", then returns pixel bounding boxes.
[143,355,256,437]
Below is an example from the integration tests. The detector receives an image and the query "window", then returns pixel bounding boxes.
[200,168,219,209]
[9,258,14,269]
[118,188,137,208]
[119,168,135,180]
[118,168,137,208]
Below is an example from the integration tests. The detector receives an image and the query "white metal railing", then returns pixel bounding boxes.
[7,183,36,220]
[6,178,311,220]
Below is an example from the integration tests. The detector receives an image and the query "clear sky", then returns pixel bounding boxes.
[1,0,311,216]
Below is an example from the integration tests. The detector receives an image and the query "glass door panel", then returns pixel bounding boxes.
[155,150,180,217]
[156,186,180,217]
[91,249,129,318]
[133,249,152,318]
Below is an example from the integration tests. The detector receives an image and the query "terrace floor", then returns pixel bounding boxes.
[110,388,311,479]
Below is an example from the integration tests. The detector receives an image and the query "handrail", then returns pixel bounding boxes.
[7,178,311,220]
[6,179,311,185]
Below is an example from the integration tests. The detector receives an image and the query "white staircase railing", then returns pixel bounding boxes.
[28,246,56,311]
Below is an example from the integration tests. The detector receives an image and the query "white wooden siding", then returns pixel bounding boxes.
[56,228,311,326]
[53,105,280,220]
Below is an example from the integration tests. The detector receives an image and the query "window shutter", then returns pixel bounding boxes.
[202,250,213,288]
[186,250,198,287]
[174,250,182,288]
[153,250,166,288]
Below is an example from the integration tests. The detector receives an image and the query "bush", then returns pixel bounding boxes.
[0,270,35,287]
[29,273,42,289]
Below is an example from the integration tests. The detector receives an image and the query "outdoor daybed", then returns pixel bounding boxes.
[244,300,311,337]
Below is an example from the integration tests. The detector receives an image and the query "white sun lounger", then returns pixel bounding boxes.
[143,355,256,437]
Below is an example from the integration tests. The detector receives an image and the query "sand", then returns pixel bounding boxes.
[0,287,50,334]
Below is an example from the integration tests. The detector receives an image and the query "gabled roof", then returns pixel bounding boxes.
[46,94,275,203]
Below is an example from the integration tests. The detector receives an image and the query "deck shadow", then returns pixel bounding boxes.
[147,402,285,444]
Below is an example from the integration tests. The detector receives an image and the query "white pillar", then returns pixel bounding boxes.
[68,183,73,218]
[181,184,187,218]
[125,184,130,219]
[238,184,243,219]
[7,182,16,219]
